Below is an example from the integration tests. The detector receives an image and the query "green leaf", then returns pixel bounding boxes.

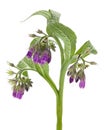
[17,57,36,70]
[23,9,60,23]
[75,40,97,58]
[48,39,56,51]
[47,22,77,59]
[17,56,49,77]
[23,10,51,21]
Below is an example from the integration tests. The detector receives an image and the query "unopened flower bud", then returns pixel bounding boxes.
[67,64,76,76]
[8,79,17,86]
[69,76,74,83]
[8,62,15,67]
[29,34,37,37]
[26,48,34,58]
[37,29,43,34]
[79,79,85,88]
[7,70,15,76]
[76,70,86,88]
[89,61,97,65]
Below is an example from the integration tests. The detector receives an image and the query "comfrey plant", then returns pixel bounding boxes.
[8,10,97,130]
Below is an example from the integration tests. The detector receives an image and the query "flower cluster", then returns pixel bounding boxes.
[67,64,86,88]
[27,47,51,64]
[26,30,55,65]
[67,55,95,88]
[8,70,33,99]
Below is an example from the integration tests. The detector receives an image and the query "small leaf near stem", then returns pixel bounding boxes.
[17,57,58,96]
[76,40,97,58]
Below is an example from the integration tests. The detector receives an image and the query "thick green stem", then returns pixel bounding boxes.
[57,67,68,129]
[56,95,63,130]
[44,74,59,97]
[53,35,71,130]
[56,60,71,130]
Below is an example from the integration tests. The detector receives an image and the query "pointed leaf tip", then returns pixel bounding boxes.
[22,9,61,22]
[22,10,51,22]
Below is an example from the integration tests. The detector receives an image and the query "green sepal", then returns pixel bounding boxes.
[30,37,41,47]
[48,39,56,51]
[22,71,28,77]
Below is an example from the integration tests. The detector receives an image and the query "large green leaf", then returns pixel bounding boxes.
[75,40,97,58]
[47,22,77,59]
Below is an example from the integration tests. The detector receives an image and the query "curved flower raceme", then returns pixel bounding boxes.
[26,47,51,65]
[8,76,33,99]
[26,35,55,65]
[67,67,86,88]
[67,60,86,88]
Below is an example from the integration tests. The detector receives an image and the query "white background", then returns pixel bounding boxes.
[0,0,104,130]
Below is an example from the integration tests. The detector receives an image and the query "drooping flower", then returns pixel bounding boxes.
[67,63,86,88]
[69,76,74,83]
[67,64,76,84]
[76,70,86,88]
[26,45,51,65]
[67,65,76,76]
[26,35,55,65]
[26,48,34,58]
[9,75,33,99]
[79,79,85,88]
[33,49,51,64]
[12,88,24,99]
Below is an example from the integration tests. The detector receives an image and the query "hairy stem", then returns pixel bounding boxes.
[56,95,63,130]
[56,59,71,130]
